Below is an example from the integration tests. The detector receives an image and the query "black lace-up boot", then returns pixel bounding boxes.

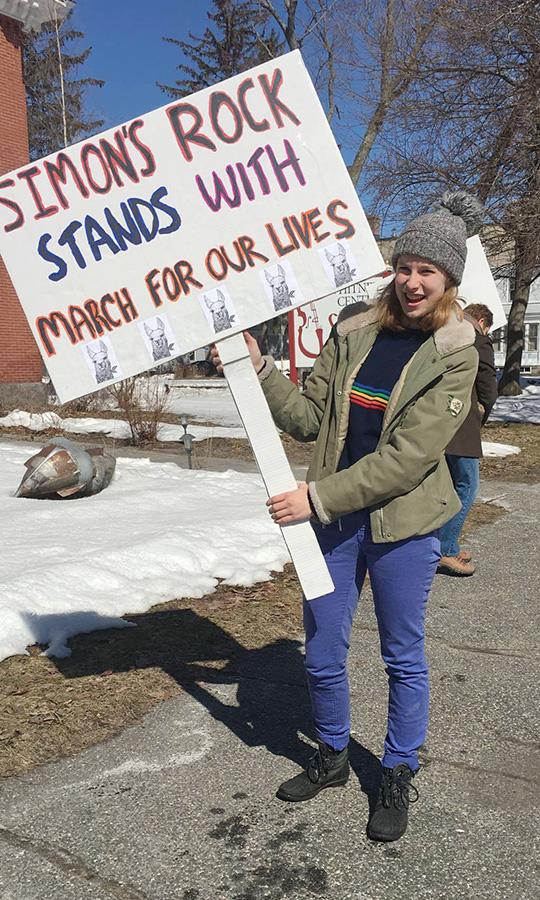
[367,763,419,842]
[276,742,349,802]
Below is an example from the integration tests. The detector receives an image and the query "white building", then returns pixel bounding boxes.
[493,272,540,373]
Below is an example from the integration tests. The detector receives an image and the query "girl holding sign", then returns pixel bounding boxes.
[212,192,482,842]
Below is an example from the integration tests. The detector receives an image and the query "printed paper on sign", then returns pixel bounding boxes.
[83,337,122,386]
[261,260,305,312]
[139,314,176,363]
[199,287,238,334]
[0,50,384,403]
[318,240,358,289]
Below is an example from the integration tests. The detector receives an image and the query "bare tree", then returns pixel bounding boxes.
[258,1,464,183]
[257,0,340,123]
[364,0,540,394]
[341,0,456,187]
[259,0,301,50]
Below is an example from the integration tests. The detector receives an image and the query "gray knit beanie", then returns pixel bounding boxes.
[391,191,484,285]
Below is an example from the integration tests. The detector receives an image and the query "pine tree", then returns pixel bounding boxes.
[23,11,104,160]
[157,0,283,99]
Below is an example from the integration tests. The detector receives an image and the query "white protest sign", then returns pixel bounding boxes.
[458,235,507,331]
[0,50,383,403]
[290,269,393,369]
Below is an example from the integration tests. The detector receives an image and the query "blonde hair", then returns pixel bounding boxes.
[375,280,461,332]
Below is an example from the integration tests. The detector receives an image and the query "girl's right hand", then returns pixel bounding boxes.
[210,331,264,373]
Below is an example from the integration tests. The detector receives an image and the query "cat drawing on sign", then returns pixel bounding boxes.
[144,318,175,361]
[87,341,117,384]
[325,243,356,287]
[265,265,294,311]
[204,290,235,333]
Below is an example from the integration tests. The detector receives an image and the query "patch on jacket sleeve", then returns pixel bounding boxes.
[447,395,464,417]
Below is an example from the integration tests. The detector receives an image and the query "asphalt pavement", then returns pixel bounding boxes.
[0,469,539,900]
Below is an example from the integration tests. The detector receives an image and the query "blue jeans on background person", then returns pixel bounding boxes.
[439,455,480,557]
[303,511,441,772]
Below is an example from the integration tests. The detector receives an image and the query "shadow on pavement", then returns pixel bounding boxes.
[50,606,381,810]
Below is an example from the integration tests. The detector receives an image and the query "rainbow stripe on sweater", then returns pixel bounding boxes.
[350,381,391,411]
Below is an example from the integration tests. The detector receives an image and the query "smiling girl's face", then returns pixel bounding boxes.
[394,254,450,326]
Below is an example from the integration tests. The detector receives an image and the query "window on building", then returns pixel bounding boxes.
[526,324,538,352]
[491,326,507,352]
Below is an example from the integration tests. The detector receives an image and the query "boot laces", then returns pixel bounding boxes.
[307,745,333,783]
[380,766,419,810]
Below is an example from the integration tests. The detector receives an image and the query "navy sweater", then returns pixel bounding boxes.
[338,328,430,470]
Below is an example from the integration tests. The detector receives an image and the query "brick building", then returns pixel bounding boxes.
[0,0,72,393]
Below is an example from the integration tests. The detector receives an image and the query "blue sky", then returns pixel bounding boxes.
[73,1,211,128]
[63,2,395,229]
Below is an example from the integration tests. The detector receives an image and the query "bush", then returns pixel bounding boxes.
[107,376,170,447]
[54,389,109,418]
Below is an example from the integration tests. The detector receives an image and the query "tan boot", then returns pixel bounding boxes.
[458,549,473,563]
[437,555,476,576]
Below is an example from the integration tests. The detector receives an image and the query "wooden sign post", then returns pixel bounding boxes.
[218,333,333,600]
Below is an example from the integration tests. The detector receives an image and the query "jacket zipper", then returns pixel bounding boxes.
[375,368,446,540]
[333,348,371,471]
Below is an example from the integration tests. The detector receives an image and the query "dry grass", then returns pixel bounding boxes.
[191,433,314,468]
[0,565,302,781]
[460,496,507,540]
[2,405,537,481]
[196,424,540,482]
[480,422,540,483]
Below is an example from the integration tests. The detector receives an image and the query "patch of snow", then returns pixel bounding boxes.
[481,441,521,457]
[0,444,289,663]
[490,391,540,425]
[165,386,244,427]
[0,410,247,441]
[476,494,513,511]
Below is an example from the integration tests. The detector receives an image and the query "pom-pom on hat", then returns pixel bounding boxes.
[391,191,484,285]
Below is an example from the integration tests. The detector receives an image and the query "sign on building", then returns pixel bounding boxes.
[0,50,383,403]
[290,269,393,373]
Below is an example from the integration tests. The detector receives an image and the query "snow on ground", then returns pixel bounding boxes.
[164,383,243,427]
[0,407,524,459]
[0,409,246,441]
[167,378,540,428]
[490,384,540,425]
[0,443,289,664]
[482,441,521,457]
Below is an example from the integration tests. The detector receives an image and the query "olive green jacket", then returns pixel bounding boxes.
[259,303,478,543]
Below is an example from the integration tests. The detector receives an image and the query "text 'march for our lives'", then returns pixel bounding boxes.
[0,50,383,403]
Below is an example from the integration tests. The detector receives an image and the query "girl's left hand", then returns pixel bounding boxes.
[267,483,312,524]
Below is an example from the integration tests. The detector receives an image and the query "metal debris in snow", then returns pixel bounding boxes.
[14,437,116,499]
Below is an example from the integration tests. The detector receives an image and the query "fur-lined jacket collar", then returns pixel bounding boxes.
[336,302,475,356]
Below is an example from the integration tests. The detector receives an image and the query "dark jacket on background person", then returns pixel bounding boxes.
[258,304,477,542]
[445,312,498,458]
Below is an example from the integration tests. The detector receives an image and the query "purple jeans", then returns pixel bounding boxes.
[304,511,441,770]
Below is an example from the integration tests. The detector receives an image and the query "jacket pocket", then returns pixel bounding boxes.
[373,463,458,542]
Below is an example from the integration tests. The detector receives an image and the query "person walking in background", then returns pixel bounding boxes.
[437,303,498,576]
[213,191,482,842]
